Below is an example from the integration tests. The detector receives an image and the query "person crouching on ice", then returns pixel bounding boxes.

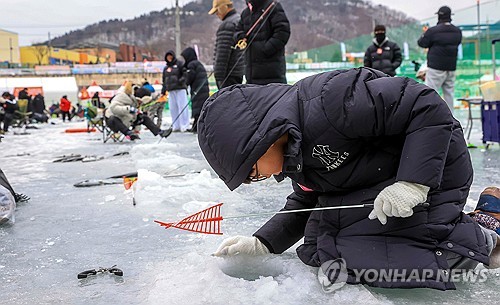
[197,67,500,290]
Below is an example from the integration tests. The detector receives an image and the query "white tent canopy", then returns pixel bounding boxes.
[0,77,78,108]
[86,81,104,93]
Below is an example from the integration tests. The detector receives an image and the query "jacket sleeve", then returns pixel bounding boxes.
[215,21,237,79]
[161,67,168,95]
[109,94,133,116]
[417,29,432,48]
[392,43,402,69]
[342,71,454,189]
[262,3,291,57]
[185,62,196,86]
[253,182,319,254]
[234,11,246,41]
[178,60,187,86]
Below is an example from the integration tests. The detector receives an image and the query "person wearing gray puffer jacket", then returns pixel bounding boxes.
[197,67,499,290]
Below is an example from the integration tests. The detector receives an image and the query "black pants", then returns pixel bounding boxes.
[106,114,160,136]
[61,111,71,122]
[1,113,14,131]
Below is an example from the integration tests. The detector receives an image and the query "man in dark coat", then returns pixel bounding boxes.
[197,67,498,290]
[30,93,49,123]
[209,0,245,89]
[161,50,190,132]
[180,47,210,133]
[417,6,462,112]
[17,88,31,102]
[235,0,290,85]
[364,25,402,76]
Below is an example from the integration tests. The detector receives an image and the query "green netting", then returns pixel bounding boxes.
[287,16,500,100]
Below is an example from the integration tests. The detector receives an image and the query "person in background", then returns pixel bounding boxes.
[0,92,18,134]
[59,95,72,122]
[235,0,290,85]
[105,81,171,141]
[17,88,31,103]
[30,93,49,123]
[418,6,462,112]
[91,92,105,109]
[209,0,245,89]
[161,50,189,132]
[48,103,60,118]
[141,79,156,95]
[180,47,210,133]
[364,24,402,76]
[197,67,499,290]
[141,80,165,128]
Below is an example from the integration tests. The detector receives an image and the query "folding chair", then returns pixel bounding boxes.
[102,117,126,143]
[14,99,32,127]
[84,104,124,143]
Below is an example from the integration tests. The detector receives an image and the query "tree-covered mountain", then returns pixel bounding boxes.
[48,0,416,63]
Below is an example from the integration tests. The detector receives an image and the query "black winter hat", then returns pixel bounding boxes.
[374,25,386,33]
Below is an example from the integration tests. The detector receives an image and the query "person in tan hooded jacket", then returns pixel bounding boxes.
[105,81,171,140]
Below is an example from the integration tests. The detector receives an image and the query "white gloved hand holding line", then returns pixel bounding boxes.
[213,236,270,257]
[368,181,430,225]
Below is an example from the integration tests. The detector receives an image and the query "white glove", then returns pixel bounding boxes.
[368,181,430,225]
[213,236,270,257]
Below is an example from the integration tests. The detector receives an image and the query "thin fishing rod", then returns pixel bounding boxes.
[223,202,430,220]
[223,204,375,220]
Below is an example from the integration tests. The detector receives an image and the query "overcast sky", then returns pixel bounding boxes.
[0,0,496,46]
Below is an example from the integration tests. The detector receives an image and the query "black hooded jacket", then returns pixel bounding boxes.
[30,94,46,114]
[180,47,210,119]
[161,50,187,93]
[235,0,290,84]
[197,68,488,290]
[417,21,462,71]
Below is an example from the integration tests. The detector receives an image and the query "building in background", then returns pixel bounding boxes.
[118,43,159,62]
[0,29,20,67]
[20,46,106,66]
[63,42,118,64]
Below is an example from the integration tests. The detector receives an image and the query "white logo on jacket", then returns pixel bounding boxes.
[312,145,349,171]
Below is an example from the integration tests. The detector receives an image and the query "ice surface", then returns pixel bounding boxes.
[0,108,498,305]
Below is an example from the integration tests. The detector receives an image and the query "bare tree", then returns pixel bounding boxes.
[32,45,49,65]
[95,43,103,64]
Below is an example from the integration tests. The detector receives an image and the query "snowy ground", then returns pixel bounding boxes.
[0,107,499,305]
